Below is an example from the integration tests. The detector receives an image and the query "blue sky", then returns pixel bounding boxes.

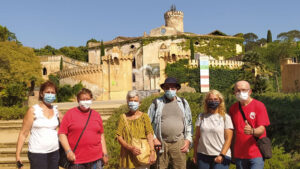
[1,0,299,49]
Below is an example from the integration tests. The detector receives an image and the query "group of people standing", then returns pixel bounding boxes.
[15,77,270,169]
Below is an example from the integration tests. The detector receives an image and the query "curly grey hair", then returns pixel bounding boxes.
[126,90,139,102]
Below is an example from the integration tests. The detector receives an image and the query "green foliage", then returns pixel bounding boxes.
[190,39,194,60]
[34,45,88,62]
[267,30,272,43]
[0,41,42,106]
[277,30,300,41]
[243,32,258,43]
[48,75,84,102]
[0,25,19,43]
[165,59,243,93]
[34,45,59,56]
[0,106,27,120]
[59,46,88,62]
[86,38,99,47]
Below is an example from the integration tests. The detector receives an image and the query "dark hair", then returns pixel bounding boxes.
[77,88,93,101]
[39,81,58,100]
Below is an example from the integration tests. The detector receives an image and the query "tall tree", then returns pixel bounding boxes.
[267,30,272,43]
[0,41,42,106]
[0,25,18,42]
[86,38,99,47]
[243,32,258,43]
[190,39,194,60]
[100,40,105,64]
[277,30,300,41]
[60,57,63,71]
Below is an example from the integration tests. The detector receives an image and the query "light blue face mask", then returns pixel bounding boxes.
[128,101,139,111]
[43,93,56,103]
[165,90,176,100]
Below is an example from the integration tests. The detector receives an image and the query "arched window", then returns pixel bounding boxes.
[43,67,47,75]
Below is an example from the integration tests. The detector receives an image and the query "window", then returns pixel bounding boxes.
[43,67,47,75]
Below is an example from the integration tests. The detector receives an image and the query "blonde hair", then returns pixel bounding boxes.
[203,89,226,117]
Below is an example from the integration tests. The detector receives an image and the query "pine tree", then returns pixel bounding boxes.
[100,40,105,64]
[190,39,194,60]
[60,56,63,71]
[267,30,272,43]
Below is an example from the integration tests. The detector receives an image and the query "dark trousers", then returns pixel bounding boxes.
[28,150,59,169]
[197,153,231,169]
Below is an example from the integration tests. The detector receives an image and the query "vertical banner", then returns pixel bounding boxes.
[199,55,209,92]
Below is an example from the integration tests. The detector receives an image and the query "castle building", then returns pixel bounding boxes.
[43,7,244,101]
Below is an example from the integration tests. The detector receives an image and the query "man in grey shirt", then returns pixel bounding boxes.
[148,77,193,169]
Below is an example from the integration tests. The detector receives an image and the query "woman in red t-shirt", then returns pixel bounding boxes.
[59,88,108,169]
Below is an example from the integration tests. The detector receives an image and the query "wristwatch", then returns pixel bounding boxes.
[219,154,226,159]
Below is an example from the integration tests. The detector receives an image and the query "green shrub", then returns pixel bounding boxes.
[0,106,27,120]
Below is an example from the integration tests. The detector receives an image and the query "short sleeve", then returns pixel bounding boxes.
[95,111,104,134]
[256,102,270,127]
[58,110,71,135]
[144,113,154,135]
[195,113,202,127]
[116,115,125,137]
[224,114,234,129]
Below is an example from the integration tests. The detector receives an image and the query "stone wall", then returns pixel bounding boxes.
[40,55,91,80]
[281,58,300,93]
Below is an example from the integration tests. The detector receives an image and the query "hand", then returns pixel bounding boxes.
[214,155,223,164]
[180,140,190,153]
[153,138,161,147]
[67,151,76,162]
[130,146,141,156]
[192,154,197,164]
[244,120,252,135]
[16,160,23,169]
[149,151,156,164]
[102,155,109,165]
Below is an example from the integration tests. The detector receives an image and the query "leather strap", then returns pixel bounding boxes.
[73,109,92,152]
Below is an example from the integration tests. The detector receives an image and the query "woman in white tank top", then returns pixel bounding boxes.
[16,81,62,169]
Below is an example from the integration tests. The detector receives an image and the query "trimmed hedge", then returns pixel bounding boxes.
[0,106,27,120]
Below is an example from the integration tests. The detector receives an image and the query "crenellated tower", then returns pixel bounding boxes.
[164,5,184,32]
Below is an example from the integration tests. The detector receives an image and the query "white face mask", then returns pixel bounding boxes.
[236,91,249,101]
[79,100,92,109]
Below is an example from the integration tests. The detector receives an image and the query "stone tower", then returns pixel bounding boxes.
[164,5,184,32]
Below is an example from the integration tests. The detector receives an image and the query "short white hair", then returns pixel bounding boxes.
[126,90,139,101]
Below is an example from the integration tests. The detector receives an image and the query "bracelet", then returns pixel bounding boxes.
[65,149,72,155]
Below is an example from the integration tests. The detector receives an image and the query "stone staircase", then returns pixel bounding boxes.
[0,101,125,169]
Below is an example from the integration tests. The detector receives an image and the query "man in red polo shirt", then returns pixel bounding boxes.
[229,80,270,169]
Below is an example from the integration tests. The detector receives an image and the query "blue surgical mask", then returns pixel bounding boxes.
[165,90,176,100]
[207,100,220,110]
[128,101,139,111]
[43,93,56,103]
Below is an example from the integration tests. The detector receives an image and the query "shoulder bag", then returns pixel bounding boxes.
[238,102,272,159]
[59,109,92,168]
[122,113,156,165]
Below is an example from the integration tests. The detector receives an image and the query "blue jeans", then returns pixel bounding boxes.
[68,159,103,169]
[28,150,59,169]
[236,158,264,169]
[197,153,231,169]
